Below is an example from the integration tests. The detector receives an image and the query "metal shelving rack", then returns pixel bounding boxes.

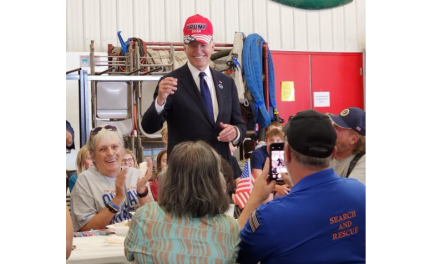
[66,71,161,149]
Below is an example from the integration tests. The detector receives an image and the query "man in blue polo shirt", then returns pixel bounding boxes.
[237,109,366,264]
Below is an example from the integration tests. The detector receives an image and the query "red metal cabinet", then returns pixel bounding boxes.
[271,51,364,119]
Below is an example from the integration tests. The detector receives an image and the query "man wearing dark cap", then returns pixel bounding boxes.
[237,109,366,264]
[328,107,366,185]
[141,14,245,162]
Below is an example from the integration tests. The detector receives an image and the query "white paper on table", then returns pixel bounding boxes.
[105,236,125,245]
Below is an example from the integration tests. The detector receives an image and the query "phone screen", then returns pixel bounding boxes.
[270,143,287,180]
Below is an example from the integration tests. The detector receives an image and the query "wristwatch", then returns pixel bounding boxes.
[137,187,149,198]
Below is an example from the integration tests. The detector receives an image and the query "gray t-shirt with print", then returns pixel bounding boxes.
[70,166,148,231]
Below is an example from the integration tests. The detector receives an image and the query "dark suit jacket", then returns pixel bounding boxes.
[141,63,246,161]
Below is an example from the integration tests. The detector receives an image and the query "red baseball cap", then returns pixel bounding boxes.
[183,14,213,44]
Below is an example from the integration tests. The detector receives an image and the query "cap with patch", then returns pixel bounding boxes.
[183,14,213,44]
[328,107,366,136]
[286,109,336,158]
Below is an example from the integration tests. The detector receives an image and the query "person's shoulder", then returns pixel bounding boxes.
[225,215,240,232]
[68,174,78,182]
[173,63,190,74]
[218,214,240,226]
[78,168,105,184]
[333,177,366,196]
[250,148,265,163]
[80,167,97,177]
[211,214,240,234]
[249,149,259,159]
[252,147,267,156]
[134,202,161,219]
[344,177,366,187]
[71,170,95,195]
[160,64,188,79]
[242,202,283,234]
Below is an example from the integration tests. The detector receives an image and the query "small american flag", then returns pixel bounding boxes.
[235,159,255,209]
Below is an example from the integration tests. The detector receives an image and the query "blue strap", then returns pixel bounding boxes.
[232,57,242,71]
[243,33,279,129]
[117,31,131,55]
[243,34,269,129]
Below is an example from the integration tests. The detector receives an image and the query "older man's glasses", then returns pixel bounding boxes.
[90,125,118,136]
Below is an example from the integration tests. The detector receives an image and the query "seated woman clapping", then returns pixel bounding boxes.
[125,141,240,264]
[70,125,153,232]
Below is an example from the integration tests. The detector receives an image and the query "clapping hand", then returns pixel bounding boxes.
[137,157,153,192]
[115,168,128,202]
[251,158,277,203]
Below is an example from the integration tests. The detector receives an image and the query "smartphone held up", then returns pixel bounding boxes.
[269,142,287,181]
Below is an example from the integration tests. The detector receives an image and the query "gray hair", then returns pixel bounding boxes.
[86,127,124,156]
[158,141,230,218]
[290,145,332,170]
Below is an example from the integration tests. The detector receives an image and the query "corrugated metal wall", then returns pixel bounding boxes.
[66,0,365,52]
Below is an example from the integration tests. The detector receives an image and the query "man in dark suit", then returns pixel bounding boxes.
[142,14,246,162]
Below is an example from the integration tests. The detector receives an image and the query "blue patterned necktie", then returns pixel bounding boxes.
[199,72,214,123]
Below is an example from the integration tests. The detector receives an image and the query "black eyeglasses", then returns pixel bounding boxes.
[122,158,134,163]
[90,125,118,136]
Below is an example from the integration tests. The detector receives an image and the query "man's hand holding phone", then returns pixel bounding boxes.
[251,158,278,203]
[269,142,286,181]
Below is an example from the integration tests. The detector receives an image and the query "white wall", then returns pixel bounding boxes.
[66,0,365,52]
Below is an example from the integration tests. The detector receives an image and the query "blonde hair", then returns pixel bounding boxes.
[124,149,139,168]
[265,128,284,141]
[267,121,283,132]
[76,146,90,175]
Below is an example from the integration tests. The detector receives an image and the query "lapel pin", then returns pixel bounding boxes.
[218,81,223,89]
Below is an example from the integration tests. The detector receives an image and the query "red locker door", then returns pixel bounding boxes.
[311,53,364,114]
[271,51,312,121]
